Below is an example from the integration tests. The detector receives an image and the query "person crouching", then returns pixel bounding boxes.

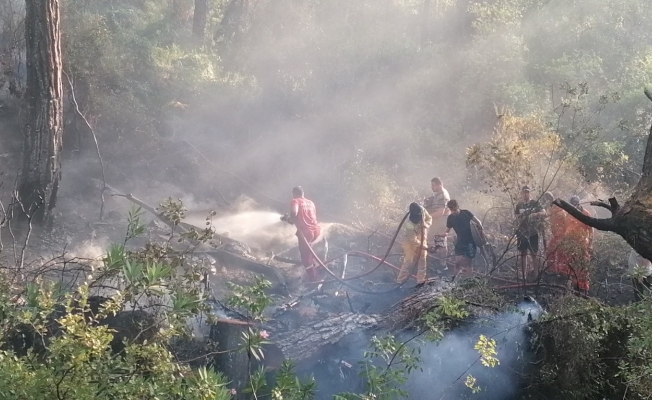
[396,202,432,285]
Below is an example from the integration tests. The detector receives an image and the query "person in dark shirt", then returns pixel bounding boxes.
[514,186,546,281]
[442,200,483,275]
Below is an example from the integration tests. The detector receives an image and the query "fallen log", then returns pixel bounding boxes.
[274,312,380,363]
[379,279,454,331]
[270,278,454,365]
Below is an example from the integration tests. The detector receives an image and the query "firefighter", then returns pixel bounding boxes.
[283,186,322,283]
[541,191,567,278]
[396,202,432,285]
[560,195,593,292]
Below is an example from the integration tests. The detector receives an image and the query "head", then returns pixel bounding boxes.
[447,199,460,215]
[521,186,531,202]
[292,186,304,199]
[541,191,554,208]
[569,195,581,209]
[431,177,443,192]
[408,202,423,224]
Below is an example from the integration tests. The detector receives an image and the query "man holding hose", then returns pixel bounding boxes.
[283,186,322,283]
[396,202,432,285]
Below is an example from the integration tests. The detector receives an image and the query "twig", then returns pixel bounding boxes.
[64,70,107,221]
[345,291,356,313]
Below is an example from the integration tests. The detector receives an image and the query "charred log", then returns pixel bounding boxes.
[209,318,284,399]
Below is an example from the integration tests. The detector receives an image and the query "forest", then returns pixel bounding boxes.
[0,0,652,399]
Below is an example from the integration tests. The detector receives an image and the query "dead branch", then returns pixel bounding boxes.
[590,199,614,213]
[553,199,617,232]
[64,70,107,221]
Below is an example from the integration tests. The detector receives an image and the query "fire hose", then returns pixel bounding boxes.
[295,212,430,295]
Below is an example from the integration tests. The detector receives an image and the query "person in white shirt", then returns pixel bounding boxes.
[424,177,451,267]
[628,250,652,302]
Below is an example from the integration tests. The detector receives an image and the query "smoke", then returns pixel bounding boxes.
[66,236,109,271]
[183,207,339,252]
[403,301,541,399]
[306,301,542,400]
[184,210,295,248]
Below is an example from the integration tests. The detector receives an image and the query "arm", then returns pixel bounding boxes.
[471,215,483,229]
[532,201,546,217]
[287,201,299,224]
[423,208,433,229]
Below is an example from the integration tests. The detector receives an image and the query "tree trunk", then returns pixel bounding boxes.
[18,0,63,224]
[192,0,208,40]
[554,89,652,261]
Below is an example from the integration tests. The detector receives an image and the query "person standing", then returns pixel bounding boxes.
[558,195,593,292]
[540,192,567,275]
[285,186,322,283]
[396,202,432,285]
[629,250,652,302]
[514,186,546,281]
[424,177,451,266]
[442,200,483,276]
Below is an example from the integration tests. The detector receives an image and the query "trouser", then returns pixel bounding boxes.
[553,240,590,291]
[297,227,321,283]
[633,276,652,302]
[397,242,427,284]
[431,216,448,264]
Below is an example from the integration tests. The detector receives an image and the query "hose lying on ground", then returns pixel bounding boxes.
[297,211,432,295]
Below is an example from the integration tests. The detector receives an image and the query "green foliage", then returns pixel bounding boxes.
[528,295,652,399]
[336,335,422,400]
[420,296,469,341]
[0,206,231,399]
[226,276,273,322]
[125,206,145,241]
[475,335,500,368]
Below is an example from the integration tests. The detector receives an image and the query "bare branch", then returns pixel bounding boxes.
[553,199,617,232]
[608,197,620,211]
[590,200,613,213]
[645,87,652,103]
[64,70,107,220]
[642,89,652,178]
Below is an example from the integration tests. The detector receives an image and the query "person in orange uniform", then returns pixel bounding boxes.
[541,192,567,275]
[564,196,593,292]
[396,202,432,285]
[556,195,594,292]
[285,186,322,283]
